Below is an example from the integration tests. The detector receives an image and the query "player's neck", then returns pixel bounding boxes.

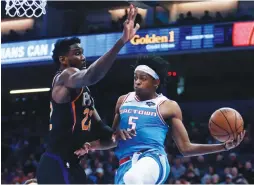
[136,92,158,101]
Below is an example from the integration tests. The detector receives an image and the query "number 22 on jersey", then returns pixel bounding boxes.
[127,116,138,131]
[82,108,93,130]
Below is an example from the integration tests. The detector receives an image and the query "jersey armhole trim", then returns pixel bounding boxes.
[156,99,168,126]
[71,102,77,133]
[72,88,84,103]
[134,95,140,102]
[119,93,131,108]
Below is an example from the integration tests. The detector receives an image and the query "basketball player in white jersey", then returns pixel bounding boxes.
[75,56,246,184]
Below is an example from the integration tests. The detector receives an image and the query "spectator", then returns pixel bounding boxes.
[243,161,254,183]
[184,169,200,184]
[202,174,212,184]
[171,158,186,179]
[237,161,245,174]
[208,166,215,176]
[187,162,200,176]
[95,167,108,184]
[177,13,185,24]
[211,174,220,184]
[195,155,206,176]
[8,30,20,42]
[220,167,231,183]
[215,12,223,22]
[221,174,233,184]
[214,153,226,174]
[201,10,213,22]
[185,11,198,24]
[227,152,238,167]
[231,167,239,183]
[234,173,249,184]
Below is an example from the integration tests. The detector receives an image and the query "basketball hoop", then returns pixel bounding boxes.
[5,0,47,18]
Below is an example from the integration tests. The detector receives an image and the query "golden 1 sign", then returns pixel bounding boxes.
[130,31,175,45]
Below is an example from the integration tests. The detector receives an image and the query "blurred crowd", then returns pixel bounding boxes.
[174,10,253,25]
[2,9,253,43]
[2,113,254,184]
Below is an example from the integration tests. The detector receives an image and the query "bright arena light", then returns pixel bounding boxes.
[10,88,50,94]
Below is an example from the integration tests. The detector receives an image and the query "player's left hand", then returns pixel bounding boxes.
[224,130,246,150]
[121,4,140,44]
[74,142,91,158]
[113,128,137,141]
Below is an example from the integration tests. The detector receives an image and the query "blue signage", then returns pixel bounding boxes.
[1,21,253,66]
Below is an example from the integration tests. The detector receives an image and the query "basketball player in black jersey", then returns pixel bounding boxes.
[37,4,140,184]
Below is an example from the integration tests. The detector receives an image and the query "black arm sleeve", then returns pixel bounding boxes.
[91,120,113,141]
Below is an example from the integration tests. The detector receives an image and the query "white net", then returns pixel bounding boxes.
[5,0,47,18]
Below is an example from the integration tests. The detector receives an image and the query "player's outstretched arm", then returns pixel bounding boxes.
[75,124,136,157]
[169,101,245,157]
[61,5,140,88]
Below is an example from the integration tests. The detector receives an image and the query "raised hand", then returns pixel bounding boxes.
[224,130,246,150]
[121,4,140,44]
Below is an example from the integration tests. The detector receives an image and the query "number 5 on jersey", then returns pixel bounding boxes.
[128,116,138,131]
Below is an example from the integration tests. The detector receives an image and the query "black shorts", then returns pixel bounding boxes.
[37,152,87,184]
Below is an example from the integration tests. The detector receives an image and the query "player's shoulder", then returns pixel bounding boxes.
[117,92,135,103]
[116,92,134,107]
[159,99,182,120]
[54,67,80,85]
[61,67,80,76]
[161,99,181,110]
[114,93,129,111]
[117,94,129,104]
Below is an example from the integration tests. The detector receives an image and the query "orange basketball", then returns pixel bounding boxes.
[208,107,244,142]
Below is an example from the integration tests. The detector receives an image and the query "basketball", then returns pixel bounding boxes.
[209,108,244,142]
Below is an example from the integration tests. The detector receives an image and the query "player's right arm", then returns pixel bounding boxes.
[58,5,140,89]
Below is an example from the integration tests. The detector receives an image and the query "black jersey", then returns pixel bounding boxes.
[47,70,99,160]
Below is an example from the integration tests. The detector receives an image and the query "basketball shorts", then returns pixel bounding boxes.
[114,149,170,184]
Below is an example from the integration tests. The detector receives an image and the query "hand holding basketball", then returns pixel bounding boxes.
[224,130,246,150]
[209,107,246,150]
[121,4,140,43]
